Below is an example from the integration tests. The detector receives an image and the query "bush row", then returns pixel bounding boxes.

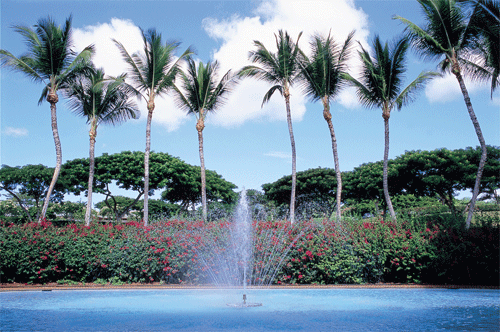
[0,218,498,285]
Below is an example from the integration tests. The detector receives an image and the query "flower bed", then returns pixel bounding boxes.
[1,218,498,286]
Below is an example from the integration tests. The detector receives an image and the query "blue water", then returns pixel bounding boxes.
[1,288,499,331]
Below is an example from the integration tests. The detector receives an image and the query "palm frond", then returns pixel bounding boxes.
[392,70,440,110]
[0,50,45,83]
[113,38,147,99]
[155,45,193,96]
[173,58,237,117]
[262,85,283,107]
[65,65,139,127]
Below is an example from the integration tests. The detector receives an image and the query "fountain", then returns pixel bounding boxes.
[196,189,303,307]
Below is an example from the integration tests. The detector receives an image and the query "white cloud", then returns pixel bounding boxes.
[71,0,370,131]
[3,127,28,137]
[73,18,189,132]
[203,0,370,127]
[264,151,291,159]
[425,73,489,103]
[73,18,143,77]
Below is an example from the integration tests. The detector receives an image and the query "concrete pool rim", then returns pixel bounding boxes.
[1,283,498,292]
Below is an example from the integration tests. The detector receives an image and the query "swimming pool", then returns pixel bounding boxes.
[1,288,498,331]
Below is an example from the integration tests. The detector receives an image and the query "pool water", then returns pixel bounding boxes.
[1,288,499,331]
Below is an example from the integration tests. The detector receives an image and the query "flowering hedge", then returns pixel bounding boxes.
[1,218,498,285]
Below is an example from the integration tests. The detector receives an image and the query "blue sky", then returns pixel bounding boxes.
[1,0,499,204]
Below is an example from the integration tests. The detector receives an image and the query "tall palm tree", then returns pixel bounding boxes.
[65,65,140,226]
[345,35,437,220]
[0,16,94,222]
[239,30,303,224]
[114,28,192,226]
[394,0,490,227]
[173,58,237,221]
[300,30,355,224]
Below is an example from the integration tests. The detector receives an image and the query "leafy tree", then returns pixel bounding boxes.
[239,30,304,224]
[263,167,339,218]
[173,58,237,221]
[342,160,404,217]
[94,195,142,221]
[63,151,174,222]
[114,29,192,225]
[300,30,355,223]
[65,65,139,225]
[161,165,237,214]
[0,16,94,222]
[62,151,236,222]
[395,0,489,228]
[0,164,68,222]
[396,149,467,214]
[344,35,437,220]
[460,146,500,202]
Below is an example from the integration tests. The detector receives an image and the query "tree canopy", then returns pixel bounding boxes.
[263,146,500,217]
[61,151,237,221]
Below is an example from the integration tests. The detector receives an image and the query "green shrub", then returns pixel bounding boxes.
[1,217,497,285]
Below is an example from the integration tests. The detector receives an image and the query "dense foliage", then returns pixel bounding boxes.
[1,216,497,286]
[1,151,237,223]
[264,146,500,217]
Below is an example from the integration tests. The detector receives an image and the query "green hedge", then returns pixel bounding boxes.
[1,218,498,285]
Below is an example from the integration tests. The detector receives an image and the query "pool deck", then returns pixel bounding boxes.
[1,283,498,292]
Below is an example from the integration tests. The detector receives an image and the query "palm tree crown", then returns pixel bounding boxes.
[65,66,140,128]
[115,29,191,104]
[239,30,304,104]
[349,36,423,112]
[466,0,500,95]
[301,31,355,103]
[175,58,235,117]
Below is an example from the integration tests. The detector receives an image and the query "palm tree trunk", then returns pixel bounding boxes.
[284,89,296,224]
[143,104,154,227]
[453,70,487,228]
[85,120,97,226]
[40,97,62,223]
[196,115,207,221]
[322,98,342,224]
[382,110,396,220]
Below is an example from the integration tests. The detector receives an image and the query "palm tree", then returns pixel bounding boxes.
[300,30,355,224]
[394,0,490,227]
[0,16,94,222]
[345,35,437,220]
[173,58,237,221]
[65,65,140,226]
[239,30,303,224]
[114,28,192,226]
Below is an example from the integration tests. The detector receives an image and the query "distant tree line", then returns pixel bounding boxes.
[0,151,237,223]
[2,146,498,223]
[262,146,500,219]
